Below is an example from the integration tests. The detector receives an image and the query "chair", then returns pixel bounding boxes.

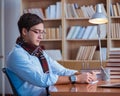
[2,68,50,96]
[2,68,19,96]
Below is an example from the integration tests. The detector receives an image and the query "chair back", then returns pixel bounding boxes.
[2,68,50,96]
[2,68,21,96]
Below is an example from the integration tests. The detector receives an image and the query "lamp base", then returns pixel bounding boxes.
[100,67,110,81]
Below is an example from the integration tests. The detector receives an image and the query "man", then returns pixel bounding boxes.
[7,13,97,96]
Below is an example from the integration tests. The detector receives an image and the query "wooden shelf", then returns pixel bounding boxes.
[21,0,120,70]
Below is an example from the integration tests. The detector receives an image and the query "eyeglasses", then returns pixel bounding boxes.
[30,29,46,35]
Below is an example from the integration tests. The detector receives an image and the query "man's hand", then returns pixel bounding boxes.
[76,72,97,83]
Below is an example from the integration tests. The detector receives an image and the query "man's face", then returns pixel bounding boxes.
[22,23,45,46]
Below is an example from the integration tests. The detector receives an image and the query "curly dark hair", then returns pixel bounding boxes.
[18,13,44,35]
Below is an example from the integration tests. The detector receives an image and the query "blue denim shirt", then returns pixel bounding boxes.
[7,44,77,96]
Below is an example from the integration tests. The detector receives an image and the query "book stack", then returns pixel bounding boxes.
[110,21,120,39]
[23,1,62,19]
[44,25,62,40]
[66,24,107,40]
[110,2,120,16]
[23,8,45,19]
[76,45,96,60]
[106,48,120,79]
[65,3,107,18]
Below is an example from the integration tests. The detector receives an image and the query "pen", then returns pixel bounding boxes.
[89,80,98,84]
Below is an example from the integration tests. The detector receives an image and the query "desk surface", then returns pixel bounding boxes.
[49,79,120,96]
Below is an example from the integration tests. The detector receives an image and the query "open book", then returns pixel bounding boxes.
[98,83,120,88]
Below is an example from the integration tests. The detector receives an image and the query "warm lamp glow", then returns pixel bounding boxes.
[89,18,108,24]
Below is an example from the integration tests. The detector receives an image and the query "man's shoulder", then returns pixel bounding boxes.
[13,44,26,53]
[9,44,28,58]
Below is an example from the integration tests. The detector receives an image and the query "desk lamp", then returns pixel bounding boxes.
[88,4,109,80]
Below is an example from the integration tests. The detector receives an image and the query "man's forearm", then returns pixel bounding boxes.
[55,76,71,85]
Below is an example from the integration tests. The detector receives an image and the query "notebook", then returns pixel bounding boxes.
[98,83,120,88]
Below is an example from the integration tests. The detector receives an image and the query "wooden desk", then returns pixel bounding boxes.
[49,79,120,96]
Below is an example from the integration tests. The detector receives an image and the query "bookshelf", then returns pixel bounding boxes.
[107,0,120,79]
[63,0,108,70]
[21,0,120,70]
[109,0,120,48]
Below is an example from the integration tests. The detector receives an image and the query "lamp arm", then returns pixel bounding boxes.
[97,24,103,68]
[97,25,110,79]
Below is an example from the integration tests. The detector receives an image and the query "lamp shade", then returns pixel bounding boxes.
[89,4,108,24]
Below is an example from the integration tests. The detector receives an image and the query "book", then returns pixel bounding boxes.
[76,46,84,60]
[66,4,73,18]
[44,50,62,60]
[110,3,114,16]
[59,25,62,39]
[88,46,97,60]
[106,66,120,71]
[67,26,76,39]
[88,26,98,39]
[113,4,118,16]
[49,4,56,19]
[77,8,84,17]
[116,2,120,16]
[56,2,61,18]
[56,27,60,39]
[107,63,120,67]
[85,6,91,17]
[82,26,93,39]
[50,28,56,39]
[110,75,120,79]
[108,59,120,63]
[70,3,79,18]
[76,46,96,60]
[116,23,120,38]
[110,48,120,51]
[109,55,120,59]
[81,5,89,17]
[111,23,116,38]
[110,71,120,75]
[82,46,90,60]
[71,26,81,39]
[76,27,85,39]
[45,6,50,19]
[89,5,95,16]
[80,46,88,60]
